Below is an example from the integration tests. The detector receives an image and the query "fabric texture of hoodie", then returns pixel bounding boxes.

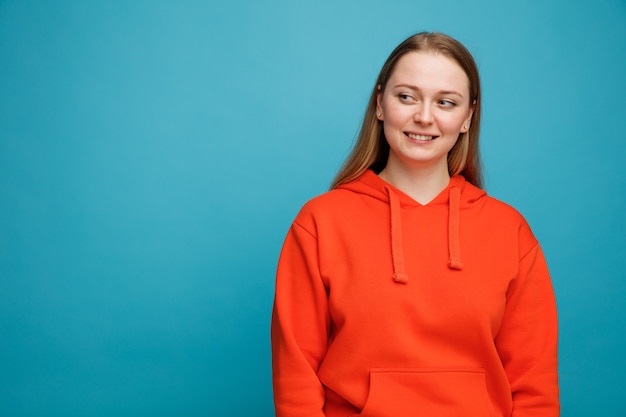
[271,170,559,417]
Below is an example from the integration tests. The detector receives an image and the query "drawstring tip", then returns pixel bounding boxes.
[448,258,464,270]
[392,273,409,284]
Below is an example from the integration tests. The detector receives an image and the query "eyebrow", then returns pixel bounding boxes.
[393,83,465,98]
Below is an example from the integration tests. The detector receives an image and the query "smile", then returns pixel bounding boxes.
[406,133,437,141]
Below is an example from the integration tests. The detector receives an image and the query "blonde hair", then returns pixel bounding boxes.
[331,32,483,189]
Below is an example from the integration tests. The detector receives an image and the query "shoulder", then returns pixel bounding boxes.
[295,188,356,223]
[480,193,539,253]
[482,194,526,221]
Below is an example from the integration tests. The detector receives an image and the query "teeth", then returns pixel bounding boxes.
[407,133,435,141]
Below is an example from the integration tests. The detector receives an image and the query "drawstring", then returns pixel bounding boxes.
[386,186,409,284]
[385,183,464,284]
[448,187,464,270]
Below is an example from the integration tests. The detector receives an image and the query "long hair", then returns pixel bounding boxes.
[330,32,483,189]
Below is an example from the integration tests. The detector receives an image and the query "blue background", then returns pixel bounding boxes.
[1,0,625,415]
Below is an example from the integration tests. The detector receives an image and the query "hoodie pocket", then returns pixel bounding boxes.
[354,367,496,417]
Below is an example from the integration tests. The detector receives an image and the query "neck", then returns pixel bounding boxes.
[379,160,451,205]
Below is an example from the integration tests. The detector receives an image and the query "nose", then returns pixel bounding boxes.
[413,103,433,125]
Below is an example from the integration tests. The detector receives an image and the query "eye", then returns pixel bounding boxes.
[438,99,456,108]
[398,93,415,103]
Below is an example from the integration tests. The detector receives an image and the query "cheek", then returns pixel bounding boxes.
[438,114,467,134]
[382,101,411,124]
[382,122,402,144]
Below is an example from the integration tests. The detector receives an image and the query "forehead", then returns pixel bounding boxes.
[388,51,470,93]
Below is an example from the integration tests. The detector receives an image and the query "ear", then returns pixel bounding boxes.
[460,99,476,133]
[376,84,384,120]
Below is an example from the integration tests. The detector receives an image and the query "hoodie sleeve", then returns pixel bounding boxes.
[495,222,560,417]
[271,220,330,417]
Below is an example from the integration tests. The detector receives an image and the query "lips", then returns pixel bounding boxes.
[406,132,438,141]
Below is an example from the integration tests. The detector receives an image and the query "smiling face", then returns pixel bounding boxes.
[376,51,474,177]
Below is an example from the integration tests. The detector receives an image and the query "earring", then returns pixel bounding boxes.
[377,113,382,118]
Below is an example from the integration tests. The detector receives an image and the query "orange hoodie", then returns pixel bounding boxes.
[271,170,559,417]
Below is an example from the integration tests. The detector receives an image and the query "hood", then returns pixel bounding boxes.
[337,170,487,283]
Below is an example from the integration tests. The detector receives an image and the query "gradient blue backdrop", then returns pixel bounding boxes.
[1,0,625,415]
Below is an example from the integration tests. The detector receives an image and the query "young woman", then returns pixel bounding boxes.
[271,32,559,417]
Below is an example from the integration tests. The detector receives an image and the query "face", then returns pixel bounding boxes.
[377,51,474,175]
